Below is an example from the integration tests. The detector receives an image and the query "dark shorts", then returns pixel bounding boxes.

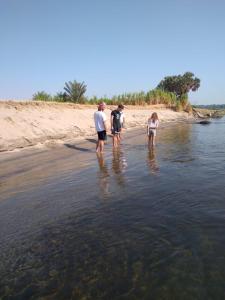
[97,130,107,141]
[111,126,121,135]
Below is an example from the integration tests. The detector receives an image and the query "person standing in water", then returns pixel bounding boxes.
[94,102,107,153]
[147,112,159,147]
[111,104,124,148]
[119,108,125,142]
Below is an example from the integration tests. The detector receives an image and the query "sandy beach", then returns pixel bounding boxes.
[0,101,194,152]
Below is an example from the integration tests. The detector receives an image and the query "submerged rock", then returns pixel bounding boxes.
[199,120,211,125]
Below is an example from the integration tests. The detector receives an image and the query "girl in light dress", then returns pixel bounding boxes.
[147,112,159,147]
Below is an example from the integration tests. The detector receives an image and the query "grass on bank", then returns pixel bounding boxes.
[33,89,192,113]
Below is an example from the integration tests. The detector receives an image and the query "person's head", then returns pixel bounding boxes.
[151,112,159,121]
[117,104,124,112]
[98,102,106,111]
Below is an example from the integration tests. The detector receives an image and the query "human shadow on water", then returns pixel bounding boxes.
[96,152,110,197]
[147,146,159,175]
[85,138,97,144]
[64,143,92,152]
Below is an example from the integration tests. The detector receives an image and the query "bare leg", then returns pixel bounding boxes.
[151,134,154,147]
[96,140,100,152]
[152,135,156,146]
[148,136,151,148]
[113,135,117,148]
[118,130,122,143]
[99,140,104,153]
[148,133,154,148]
[116,135,120,147]
[118,133,122,144]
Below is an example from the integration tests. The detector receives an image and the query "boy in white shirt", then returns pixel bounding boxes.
[94,102,107,152]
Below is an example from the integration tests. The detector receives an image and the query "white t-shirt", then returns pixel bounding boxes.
[94,111,107,132]
[148,119,159,128]
[120,111,125,124]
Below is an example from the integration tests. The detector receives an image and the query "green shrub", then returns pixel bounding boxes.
[33,85,193,112]
[32,91,52,101]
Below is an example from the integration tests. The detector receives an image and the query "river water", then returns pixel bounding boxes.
[0,119,225,300]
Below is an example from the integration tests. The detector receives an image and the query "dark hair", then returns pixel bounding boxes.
[151,112,159,121]
[118,104,124,109]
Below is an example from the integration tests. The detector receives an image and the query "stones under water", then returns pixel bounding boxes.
[198,120,211,125]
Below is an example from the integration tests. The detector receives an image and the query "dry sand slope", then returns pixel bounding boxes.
[0,101,194,152]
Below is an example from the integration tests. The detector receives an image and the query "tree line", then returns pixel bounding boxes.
[194,104,225,110]
[33,72,200,111]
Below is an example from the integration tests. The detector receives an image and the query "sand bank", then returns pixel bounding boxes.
[0,101,194,152]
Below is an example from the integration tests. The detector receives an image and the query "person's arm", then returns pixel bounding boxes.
[123,116,125,128]
[147,118,150,134]
[102,113,107,132]
[110,112,114,130]
[104,120,107,132]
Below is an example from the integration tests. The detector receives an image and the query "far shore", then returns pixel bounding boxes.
[0,101,195,152]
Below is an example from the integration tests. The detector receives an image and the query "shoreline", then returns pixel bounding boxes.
[0,101,195,153]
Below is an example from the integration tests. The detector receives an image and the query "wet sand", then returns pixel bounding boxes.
[0,101,194,152]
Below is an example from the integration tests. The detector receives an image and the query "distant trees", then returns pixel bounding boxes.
[32,80,87,103]
[32,73,200,112]
[32,87,179,107]
[157,72,200,100]
[63,80,87,103]
[156,72,200,112]
[53,92,68,102]
[194,104,225,110]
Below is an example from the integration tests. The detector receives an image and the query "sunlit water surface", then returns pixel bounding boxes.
[0,119,225,300]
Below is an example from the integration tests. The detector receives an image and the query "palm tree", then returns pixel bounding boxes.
[63,80,87,103]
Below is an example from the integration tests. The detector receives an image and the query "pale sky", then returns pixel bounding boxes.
[0,0,225,104]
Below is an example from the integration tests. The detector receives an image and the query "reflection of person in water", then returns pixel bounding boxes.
[147,147,159,174]
[112,149,127,186]
[96,152,110,197]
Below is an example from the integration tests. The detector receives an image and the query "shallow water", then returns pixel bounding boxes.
[1,119,225,299]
